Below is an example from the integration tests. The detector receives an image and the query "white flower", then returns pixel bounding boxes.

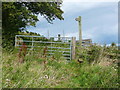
[6,79,10,82]
[44,75,49,79]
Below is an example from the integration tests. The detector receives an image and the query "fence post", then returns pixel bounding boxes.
[32,37,34,55]
[15,36,17,47]
[72,37,76,60]
[32,37,34,47]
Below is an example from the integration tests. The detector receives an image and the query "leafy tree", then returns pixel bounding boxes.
[2,1,64,50]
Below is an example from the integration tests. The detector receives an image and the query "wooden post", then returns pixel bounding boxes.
[72,37,76,60]
[15,36,17,47]
[32,37,33,47]
[75,16,82,47]
[79,16,82,46]
[32,37,34,55]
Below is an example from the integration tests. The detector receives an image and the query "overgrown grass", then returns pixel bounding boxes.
[2,45,119,88]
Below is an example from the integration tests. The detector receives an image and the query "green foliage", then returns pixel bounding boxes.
[111,42,116,47]
[102,45,118,60]
[18,31,41,36]
[88,45,102,63]
[2,2,64,50]
[2,46,119,88]
[70,65,118,88]
[76,44,119,69]
[76,45,102,64]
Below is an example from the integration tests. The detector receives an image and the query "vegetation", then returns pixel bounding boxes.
[1,1,119,88]
[2,1,64,50]
[2,44,119,88]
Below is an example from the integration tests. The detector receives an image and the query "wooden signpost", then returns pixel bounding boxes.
[75,16,82,47]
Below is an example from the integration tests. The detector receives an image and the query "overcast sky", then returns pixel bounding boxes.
[27,0,118,45]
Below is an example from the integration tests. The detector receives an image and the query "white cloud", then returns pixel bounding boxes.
[108,24,118,35]
[65,32,79,39]
[62,0,118,14]
[37,14,46,22]
[62,2,102,14]
[63,0,119,2]
[65,27,98,40]
[28,26,50,36]
[83,27,98,39]
[65,23,118,43]
[27,0,118,44]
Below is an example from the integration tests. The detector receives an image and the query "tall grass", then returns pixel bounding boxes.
[2,45,119,88]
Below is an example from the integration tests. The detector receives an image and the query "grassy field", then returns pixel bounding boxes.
[2,45,119,88]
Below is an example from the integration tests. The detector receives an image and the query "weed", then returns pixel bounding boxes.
[2,44,119,88]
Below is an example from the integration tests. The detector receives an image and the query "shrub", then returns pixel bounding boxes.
[76,45,102,64]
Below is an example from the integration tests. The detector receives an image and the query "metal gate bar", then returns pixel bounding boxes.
[15,35,73,60]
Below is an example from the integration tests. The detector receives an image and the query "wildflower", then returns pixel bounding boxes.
[44,75,49,79]
[6,79,10,82]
